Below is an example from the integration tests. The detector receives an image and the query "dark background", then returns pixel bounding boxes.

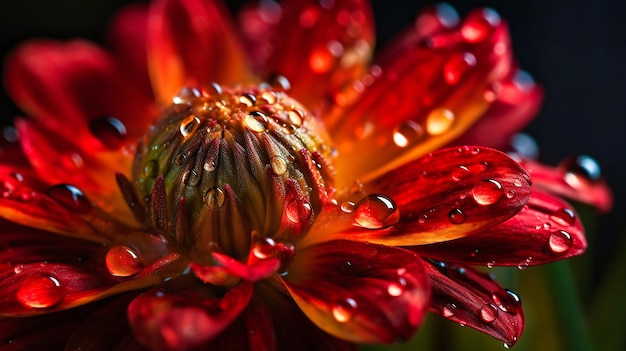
[1,0,624,289]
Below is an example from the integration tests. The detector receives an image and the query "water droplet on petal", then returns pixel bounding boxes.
[106,245,144,277]
[451,165,471,181]
[560,155,602,186]
[472,179,503,205]
[89,116,128,149]
[549,230,573,253]
[393,121,424,147]
[204,187,225,208]
[461,8,500,43]
[443,52,476,84]
[550,208,576,227]
[426,108,455,135]
[179,115,201,137]
[17,274,65,308]
[387,277,407,297]
[46,184,92,213]
[286,199,312,223]
[2,172,24,192]
[252,237,277,259]
[173,87,201,104]
[340,201,355,213]
[332,297,357,322]
[353,194,400,229]
[270,155,288,175]
[517,257,532,270]
[245,111,269,133]
[448,208,465,224]
[442,303,457,317]
[480,303,499,323]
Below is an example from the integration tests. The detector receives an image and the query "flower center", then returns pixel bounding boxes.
[130,83,334,264]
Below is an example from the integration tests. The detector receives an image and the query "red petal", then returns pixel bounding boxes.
[262,0,375,108]
[520,157,612,212]
[283,240,430,344]
[258,283,357,351]
[414,190,586,266]
[191,252,279,283]
[148,0,250,104]
[340,146,531,246]
[452,68,544,149]
[424,260,524,347]
[4,40,154,145]
[127,283,253,351]
[330,8,514,185]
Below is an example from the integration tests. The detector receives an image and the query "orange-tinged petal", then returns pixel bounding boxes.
[414,190,586,266]
[261,0,375,108]
[329,8,513,186]
[148,0,250,104]
[520,156,612,212]
[127,283,253,351]
[326,147,530,246]
[424,260,523,347]
[283,240,430,344]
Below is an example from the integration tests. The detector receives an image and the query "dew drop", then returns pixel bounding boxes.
[353,194,400,229]
[448,208,465,224]
[179,115,201,137]
[268,74,291,91]
[426,108,455,135]
[173,87,201,104]
[560,155,602,185]
[443,52,476,84]
[270,155,288,175]
[340,201,356,213]
[517,257,532,270]
[13,264,25,274]
[287,109,304,126]
[461,8,500,43]
[550,208,576,226]
[239,93,256,107]
[442,303,457,317]
[286,199,312,223]
[17,274,65,308]
[549,230,573,253]
[487,261,495,268]
[244,111,269,133]
[387,277,407,297]
[480,303,499,323]
[106,245,144,277]
[393,121,424,147]
[88,116,128,149]
[252,237,277,259]
[204,187,225,208]
[332,297,357,322]
[492,289,522,314]
[46,184,92,213]
[2,172,24,192]
[472,179,503,205]
[451,165,471,181]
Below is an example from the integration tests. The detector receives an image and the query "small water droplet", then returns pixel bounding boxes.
[513,69,535,92]
[443,52,476,84]
[244,111,269,133]
[353,194,400,229]
[480,303,499,323]
[550,208,576,227]
[549,230,573,253]
[472,179,503,205]
[492,289,522,314]
[173,87,201,104]
[46,184,92,213]
[106,245,144,277]
[487,261,496,268]
[204,187,225,208]
[61,153,84,169]
[393,121,424,147]
[451,165,471,181]
[448,208,465,224]
[268,74,291,91]
[442,303,457,317]
[340,201,356,213]
[17,273,65,308]
[239,93,257,107]
[426,108,455,135]
[332,297,357,322]
[506,190,515,199]
[461,8,500,43]
[418,214,428,224]
[286,199,312,223]
[513,178,523,187]
[13,264,25,274]
[2,172,24,192]
[387,277,407,297]
[517,257,532,270]
[287,109,304,126]
[179,115,201,137]
[270,155,288,175]
[252,237,277,259]
[89,116,128,149]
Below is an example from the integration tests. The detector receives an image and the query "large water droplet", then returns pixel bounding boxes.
[448,208,465,224]
[286,199,312,223]
[426,108,455,135]
[480,303,499,323]
[17,274,65,308]
[244,111,269,133]
[106,245,144,277]
[353,194,400,229]
[492,289,522,314]
[549,230,573,253]
[560,155,602,186]
[332,297,357,322]
[204,187,225,208]
[461,8,500,43]
[472,179,503,205]
[179,115,201,137]
[252,237,277,259]
[393,121,424,147]
[89,116,128,149]
[443,52,476,84]
[46,184,92,213]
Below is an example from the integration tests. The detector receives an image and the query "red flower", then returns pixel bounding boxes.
[0,1,611,350]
